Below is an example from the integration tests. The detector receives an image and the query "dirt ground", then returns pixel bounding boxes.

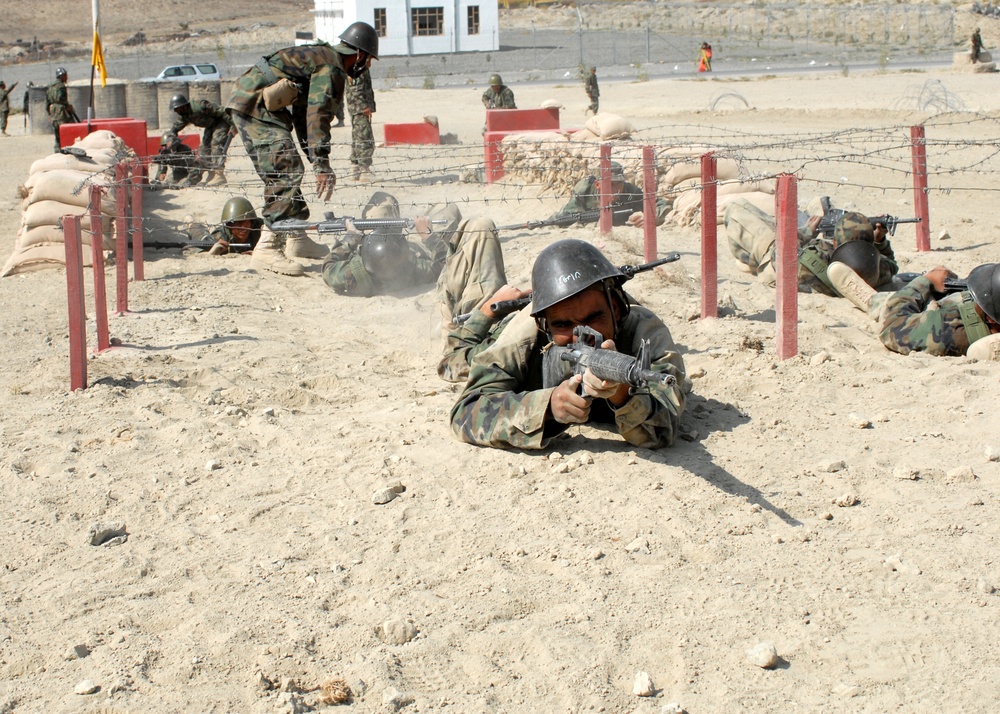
[3,17,1000,714]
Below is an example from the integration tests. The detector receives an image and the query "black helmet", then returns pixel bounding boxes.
[339,21,380,60]
[221,197,258,224]
[530,239,627,318]
[55,67,68,80]
[967,263,1000,324]
[170,93,190,112]
[829,239,880,287]
[359,229,408,281]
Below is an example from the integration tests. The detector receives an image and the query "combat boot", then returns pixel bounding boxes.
[251,228,305,277]
[284,231,328,259]
[354,168,375,183]
[828,262,876,316]
[204,170,228,187]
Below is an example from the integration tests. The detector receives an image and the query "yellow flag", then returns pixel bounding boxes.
[92,30,107,87]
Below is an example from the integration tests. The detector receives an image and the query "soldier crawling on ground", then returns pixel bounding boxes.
[163,93,234,187]
[549,161,670,228]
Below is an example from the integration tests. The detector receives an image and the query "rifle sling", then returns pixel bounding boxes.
[797,249,835,291]
[957,294,991,345]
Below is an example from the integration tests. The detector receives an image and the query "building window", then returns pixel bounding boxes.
[411,7,444,37]
[374,8,387,38]
[467,6,480,35]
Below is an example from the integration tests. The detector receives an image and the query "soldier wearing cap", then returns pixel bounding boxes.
[449,239,686,450]
[550,161,670,228]
[482,74,516,110]
[724,198,898,295]
[584,66,599,115]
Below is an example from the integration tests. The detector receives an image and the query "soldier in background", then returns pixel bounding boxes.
[226,21,379,276]
[346,67,376,182]
[971,28,984,63]
[46,67,77,153]
[551,161,669,228]
[482,74,516,110]
[584,66,599,116]
[150,135,202,188]
[163,94,234,187]
[0,81,11,136]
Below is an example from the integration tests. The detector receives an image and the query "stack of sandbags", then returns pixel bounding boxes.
[2,131,129,276]
[952,50,996,72]
[660,150,775,228]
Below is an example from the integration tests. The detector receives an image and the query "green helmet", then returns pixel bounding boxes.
[530,239,628,320]
[967,263,1000,324]
[830,239,880,287]
[170,93,190,112]
[360,228,408,281]
[833,211,875,245]
[221,197,257,224]
[489,74,503,86]
[55,67,67,80]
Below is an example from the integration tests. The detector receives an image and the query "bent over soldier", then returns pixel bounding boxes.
[163,94,234,186]
[226,21,379,276]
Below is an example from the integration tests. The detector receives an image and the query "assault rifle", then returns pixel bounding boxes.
[497,207,635,232]
[894,272,967,294]
[816,197,921,238]
[143,240,252,252]
[452,252,681,326]
[542,325,677,393]
[272,212,446,234]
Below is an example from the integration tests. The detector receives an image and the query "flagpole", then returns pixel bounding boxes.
[88,0,101,128]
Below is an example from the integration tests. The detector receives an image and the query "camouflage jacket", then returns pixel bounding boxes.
[878,277,982,357]
[164,100,232,143]
[321,232,447,297]
[346,69,375,116]
[482,85,516,109]
[450,305,687,450]
[438,309,514,383]
[794,234,898,296]
[46,80,74,122]
[0,88,9,111]
[584,73,599,98]
[552,176,669,226]
[227,43,347,172]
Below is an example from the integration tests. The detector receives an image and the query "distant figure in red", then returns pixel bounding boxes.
[698,42,713,72]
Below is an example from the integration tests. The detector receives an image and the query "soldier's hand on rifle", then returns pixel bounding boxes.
[806,214,822,238]
[580,338,631,405]
[208,240,229,256]
[626,211,645,228]
[925,266,956,293]
[413,216,433,241]
[550,375,591,424]
[316,171,336,201]
[482,284,530,319]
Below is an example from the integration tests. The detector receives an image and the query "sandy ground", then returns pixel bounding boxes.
[2,66,1000,713]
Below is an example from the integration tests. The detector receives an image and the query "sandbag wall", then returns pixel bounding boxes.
[2,130,131,276]
[497,111,774,227]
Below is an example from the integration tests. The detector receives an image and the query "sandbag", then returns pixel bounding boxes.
[23,200,114,230]
[569,128,599,143]
[584,113,635,140]
[22,170,114,212]
[663,157,740,187]
[29,149,118,175]
[16,224,111,250]
[540,99,564,109]
[1,243,100,277]
[73,130,125,151]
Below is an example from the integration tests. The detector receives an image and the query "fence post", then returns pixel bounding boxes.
[775,174,798,360]
[63,215,87,391]
[599,144,612,235]
[114,163,129,314]
[88,184,111,352]
[700,152,718,319]
[642,145,657,262]
[910,124,932,252]
[131,160,145,281]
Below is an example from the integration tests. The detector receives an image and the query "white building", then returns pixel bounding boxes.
[312,0,499,56]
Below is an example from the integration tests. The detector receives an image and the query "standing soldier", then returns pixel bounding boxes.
[481,74,516,110]
[346,67,376,182]
[971,27,984,63]
[584,66,599,116]
[46,67,78,152]
[226,21,379,276]
[0,81,12,136]
[163,94,234,187]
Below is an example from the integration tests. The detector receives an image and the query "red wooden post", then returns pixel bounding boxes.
[599,144,612,235]
[63,215,87,391]
[774,174,799,360]
[114,163,129,314]
[910,125,932,252]
[131,161,145,281]
[88,184,111,352]
[700,152,718,319]
[642,145,658,262]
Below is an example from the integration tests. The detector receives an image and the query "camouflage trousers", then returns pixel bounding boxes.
[724,199,778,285]
[199,123,234,171]
[0,109,8,133]
[231,111,308,225]
[436,215,506,324]
[587,97,599,115]
[349,113,374,169]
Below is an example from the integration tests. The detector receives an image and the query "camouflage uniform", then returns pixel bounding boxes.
[878,277,992,357]
[227,42,348,226]
[45,79,75,152]
[164,99,234,172]
[450,305,686,450]
[151,142,202,187]
[0,84,10,134]
[482,85,516,109]
[346,69,375,171]
[584,71,599,114]
[553,176,669,226]
[724,198,897,296]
